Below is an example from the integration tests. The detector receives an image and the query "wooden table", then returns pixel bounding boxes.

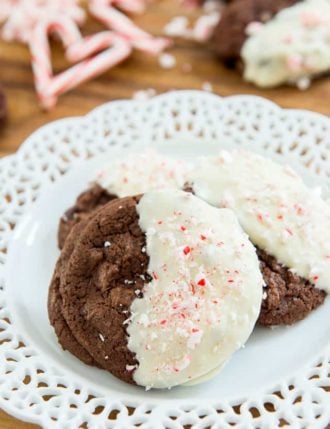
[0,1,329,427]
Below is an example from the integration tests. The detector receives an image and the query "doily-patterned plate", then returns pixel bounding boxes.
[0,91,329,429]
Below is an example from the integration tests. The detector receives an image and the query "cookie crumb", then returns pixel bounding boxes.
[202,81,213,92]
[297,77,311,91]
[133,88,157,101]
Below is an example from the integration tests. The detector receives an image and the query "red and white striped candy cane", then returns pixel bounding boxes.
[114,0,147,14]
[89,0,171,54]
[91,0,147,14]
[46,32,131,107]
[30,22,131,109]
[29,16,82,106]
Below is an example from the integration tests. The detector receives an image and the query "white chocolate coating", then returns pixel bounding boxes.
[241,0,330,87]
[96,150,191,197]
[190,150,330,292]
[126,189,263,389]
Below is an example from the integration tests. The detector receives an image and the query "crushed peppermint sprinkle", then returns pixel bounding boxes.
[104,241,111,248]
[296,77,311,91]
[287,54,303,72]
[201,81,213,92]
[158,53,177,69]
[300,10,323,27]
[285,228,293,237]
[183,246,191,255]
[256,213,263,222]
[132,88,157,101]
[197,278,206,286]
[246,21,264,36]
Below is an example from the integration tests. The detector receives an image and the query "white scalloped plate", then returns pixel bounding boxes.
[1,91,330,429]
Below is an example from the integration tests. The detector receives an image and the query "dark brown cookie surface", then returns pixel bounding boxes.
[49,219,100,366]
[213,0,299,64]
[58,184,116,249]
[58,196,151,384]
[257,249,326,326]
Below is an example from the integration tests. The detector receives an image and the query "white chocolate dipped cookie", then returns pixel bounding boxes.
[241,0,330,88]
[189,149,329,325]
[58,150,192,249]
[127,189,263,388]
[51,189,263,389]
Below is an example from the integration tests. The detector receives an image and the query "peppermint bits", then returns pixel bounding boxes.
[183,246,191,256]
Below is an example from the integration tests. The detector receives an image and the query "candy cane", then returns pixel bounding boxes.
[89,0,171,54]
[29,21,131,109]
[48,32,131,97]
[29,17,82,96]
[0,0,13,24]
[113,0,147,14]
[92,0,147,14]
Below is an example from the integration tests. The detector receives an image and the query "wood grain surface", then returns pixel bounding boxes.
[0,1,329,427]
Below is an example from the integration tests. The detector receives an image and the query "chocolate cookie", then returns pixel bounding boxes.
[51,190,263,388]
[59,195,146,384]
[58,185,116,249]
[189,149,330,326]
[213,0,299,64]
[257,249,325,326]
[49,220,99,366]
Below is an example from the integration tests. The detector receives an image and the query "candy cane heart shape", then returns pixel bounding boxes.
[29,22,132,109]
